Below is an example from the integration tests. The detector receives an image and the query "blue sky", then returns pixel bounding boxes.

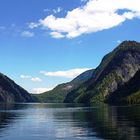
[0,0,140,93]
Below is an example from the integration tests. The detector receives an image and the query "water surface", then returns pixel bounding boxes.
[0,103,140,140]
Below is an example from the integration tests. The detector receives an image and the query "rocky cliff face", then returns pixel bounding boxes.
[0,73,32,103]
[106,69,140,105]
[64,41,140,104]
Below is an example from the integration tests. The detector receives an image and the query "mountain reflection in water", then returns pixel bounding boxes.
[0,103,140,140]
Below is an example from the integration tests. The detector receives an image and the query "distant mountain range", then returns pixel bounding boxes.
[0,73,32,103]
[1,41,140,105]
[32,69,94,103]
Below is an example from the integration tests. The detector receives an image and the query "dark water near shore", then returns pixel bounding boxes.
[0,103,140,140]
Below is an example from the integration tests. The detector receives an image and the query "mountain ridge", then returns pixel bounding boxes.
[64,41,140,104]
[0,73,32,103]
[32,69,94,103]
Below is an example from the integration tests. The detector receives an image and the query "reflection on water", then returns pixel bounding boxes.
[0,103,140,140]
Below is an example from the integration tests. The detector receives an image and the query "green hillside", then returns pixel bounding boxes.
[64,41,140,105]
[32,69,94,103]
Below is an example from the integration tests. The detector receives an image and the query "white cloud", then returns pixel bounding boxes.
[20,75,42,82]
[31,77,42,82]
[50,31,65,38]
[32,0,140,38]
[40,68,92,78]
[32,87,54,94]
[20,75,31,79]
[21,31,34,37]
[53,7,62,14]
[117,40,121,43]
[43,8,51,12]
[29,7,62,29]
[44,7,62,14]
[28,22,40,29]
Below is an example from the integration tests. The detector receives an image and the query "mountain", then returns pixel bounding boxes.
[106,69,140,104]
[0,73,32,103]
[32,69,94,103]
[64,41,140,105]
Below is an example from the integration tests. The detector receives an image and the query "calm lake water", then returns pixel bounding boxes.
[0,103,140,140]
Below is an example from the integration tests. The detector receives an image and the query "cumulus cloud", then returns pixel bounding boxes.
[40,68,92,78]
[28,22,40,29]
[30,0,140,38]
[21,31,34,37]
[20,75,42,82]
[32,87,54,94]
[50,31,65,38]
[31,77,42,82]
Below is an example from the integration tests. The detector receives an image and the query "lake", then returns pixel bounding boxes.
[0,103,140,140]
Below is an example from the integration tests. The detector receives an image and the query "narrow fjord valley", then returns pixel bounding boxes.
[1,0,140,140]
[32,41,140,105]
[0,41,140,140]
[1,41,140,105]
[32,69,94,103]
